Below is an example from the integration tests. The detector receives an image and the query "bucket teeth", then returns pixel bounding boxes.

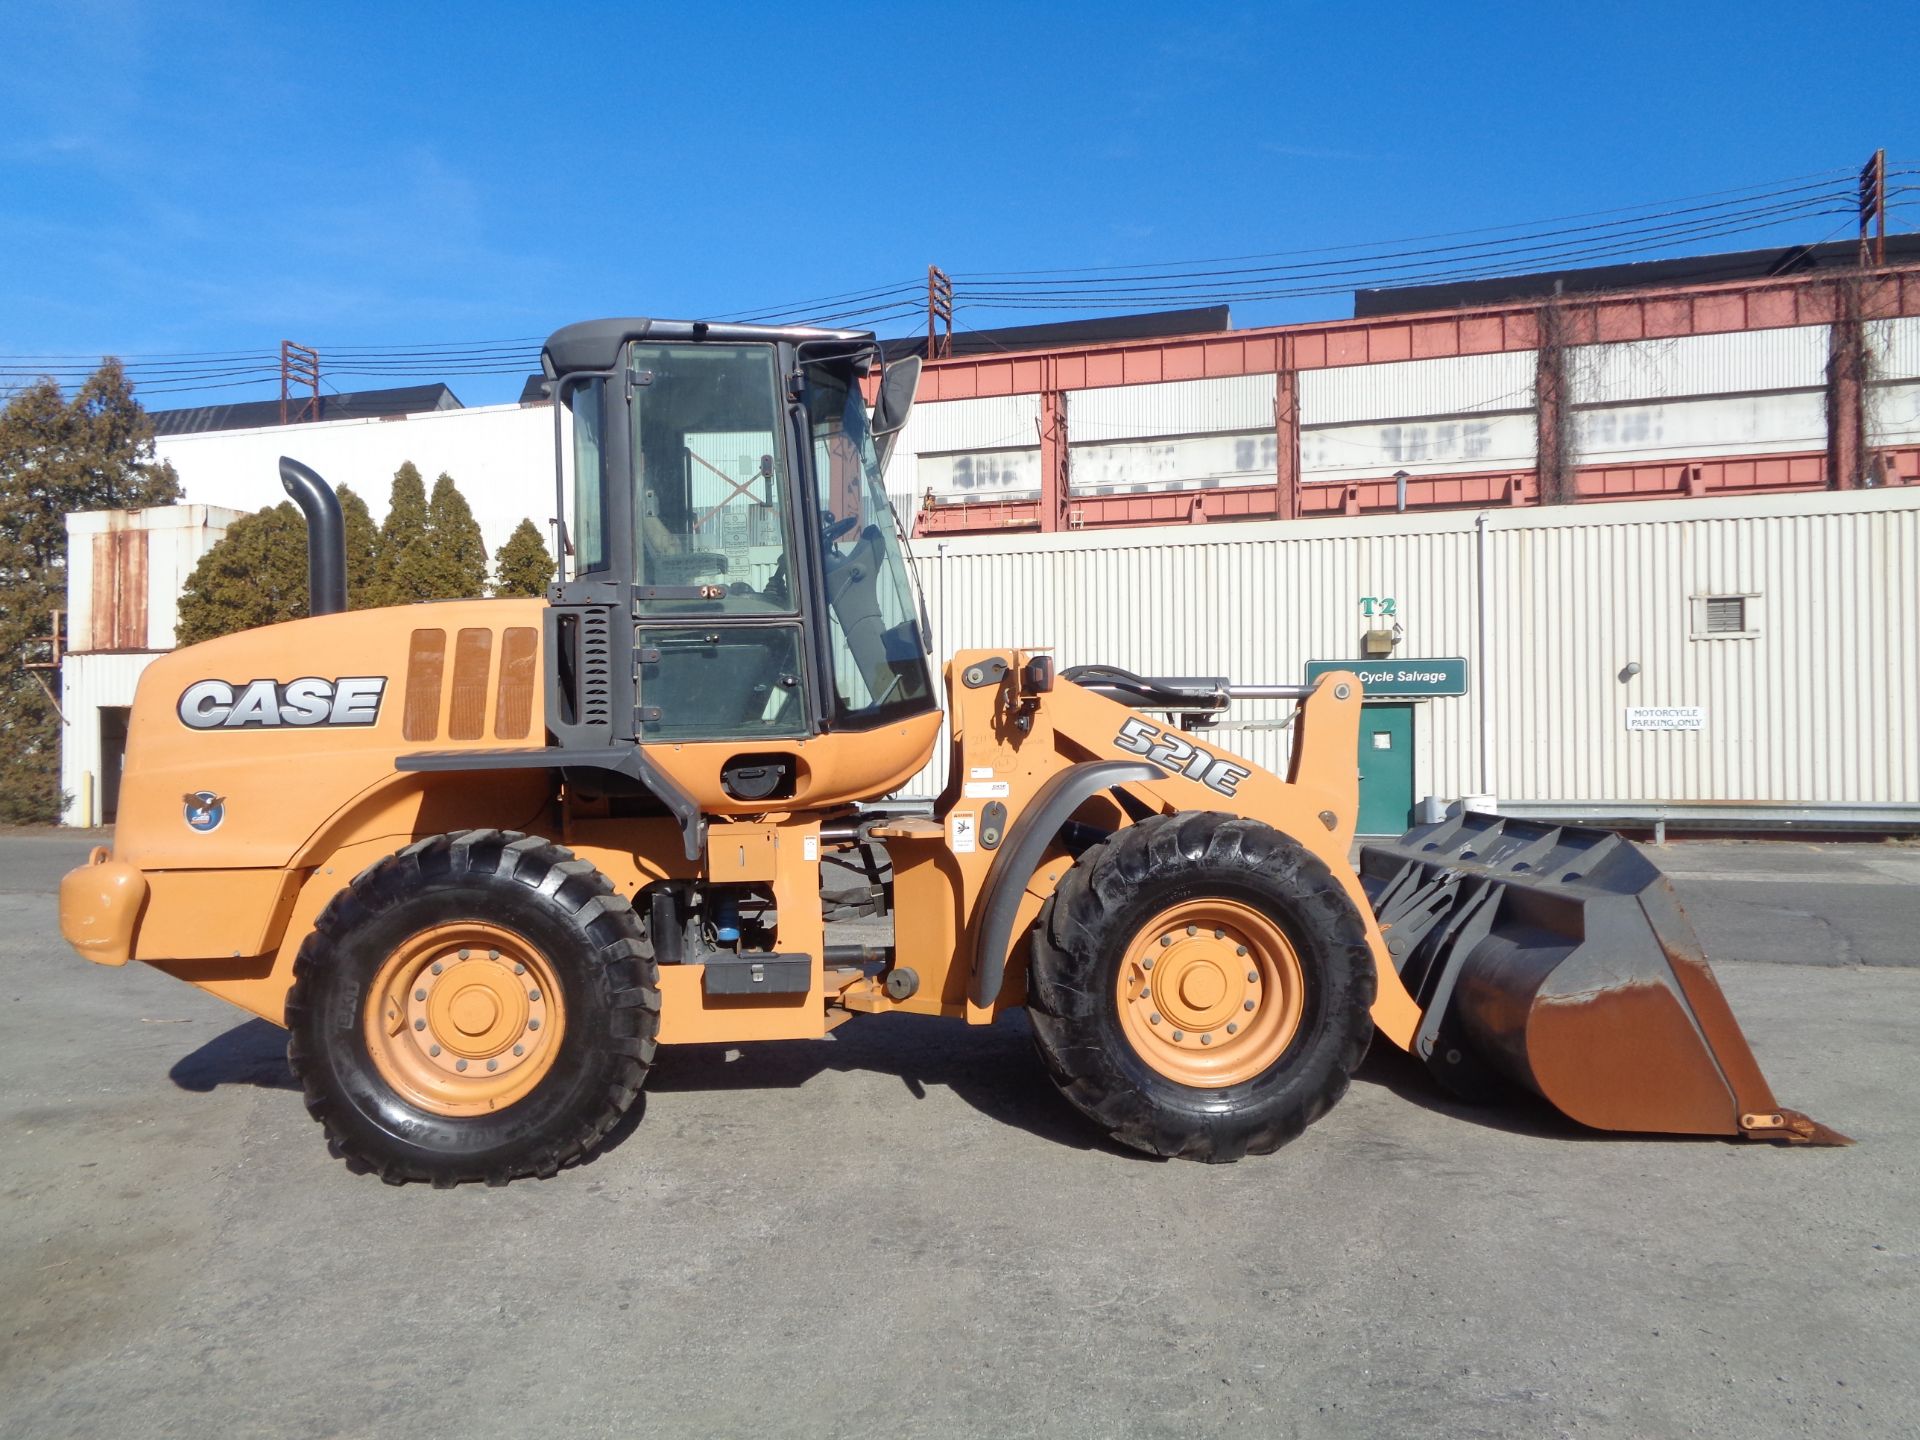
[1743,1109,1854,1147]
[1360,813,1842,1144]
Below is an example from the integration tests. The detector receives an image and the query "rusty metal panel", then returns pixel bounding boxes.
[87,525,149,651]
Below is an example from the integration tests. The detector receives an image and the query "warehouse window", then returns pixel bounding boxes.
[1691,593,1759,640]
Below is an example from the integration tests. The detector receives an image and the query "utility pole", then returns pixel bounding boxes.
[925,266,954,361]
[1858,149,1887,267]
[280,341,321,425]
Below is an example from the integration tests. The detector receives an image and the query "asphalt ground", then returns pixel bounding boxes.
[3,831,1917,1439]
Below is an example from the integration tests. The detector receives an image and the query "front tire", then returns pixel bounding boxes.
[285,830,660,1186]
[1027,812,1375,1162]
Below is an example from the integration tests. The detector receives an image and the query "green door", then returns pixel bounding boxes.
[1356,703,1416,837]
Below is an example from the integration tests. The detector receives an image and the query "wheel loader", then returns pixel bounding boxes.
[58,317,1844,1183]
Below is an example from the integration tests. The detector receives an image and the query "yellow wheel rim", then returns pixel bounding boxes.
[364,922,565,1117]
[1115,898,1306,1088]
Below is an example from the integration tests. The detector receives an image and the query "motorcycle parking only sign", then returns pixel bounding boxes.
[1624,706,1706,731]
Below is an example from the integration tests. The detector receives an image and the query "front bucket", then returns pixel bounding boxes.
[1359,813,1846,1144]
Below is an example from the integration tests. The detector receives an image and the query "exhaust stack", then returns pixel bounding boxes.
[278,456,347,617]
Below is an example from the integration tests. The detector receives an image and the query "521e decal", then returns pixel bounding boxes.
[1112,716,1251,796]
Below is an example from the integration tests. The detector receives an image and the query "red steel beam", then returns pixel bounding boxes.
[914,264,1920,404]
[910,446,1920,537]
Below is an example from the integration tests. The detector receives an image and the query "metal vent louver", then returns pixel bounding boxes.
[1704,596,1747,634]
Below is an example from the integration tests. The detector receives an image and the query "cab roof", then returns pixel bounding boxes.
[540,317,875,378]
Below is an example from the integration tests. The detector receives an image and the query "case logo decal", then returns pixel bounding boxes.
[183,791,225,832]
[177,676,387,730]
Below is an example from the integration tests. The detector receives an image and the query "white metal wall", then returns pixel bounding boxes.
[899,395,1042,504]
[60,652,163,826]
[1301,352,1538,483]
[904,488,1920,807]
[1869,315,1920,447]
[1569,326,1830,464]
[154,402,557,574]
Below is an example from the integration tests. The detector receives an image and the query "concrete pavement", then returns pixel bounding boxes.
[3,831,1916,1439]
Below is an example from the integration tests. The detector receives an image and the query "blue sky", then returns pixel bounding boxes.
[1,1,1913,409]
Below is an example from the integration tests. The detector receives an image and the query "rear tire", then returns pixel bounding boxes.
[285,830,660,1186]
[1027,812,1374,1162]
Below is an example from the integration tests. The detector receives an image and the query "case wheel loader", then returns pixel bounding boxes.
[58,317,1844,1184]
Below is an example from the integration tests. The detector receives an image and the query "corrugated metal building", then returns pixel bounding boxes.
[907,487,1920,827]
[60,505,242,825]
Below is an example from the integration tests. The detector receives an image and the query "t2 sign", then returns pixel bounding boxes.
[1112,716,1251,797]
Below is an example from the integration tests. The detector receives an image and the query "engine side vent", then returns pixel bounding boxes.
[578,606,613,727]
[543,597,621,748]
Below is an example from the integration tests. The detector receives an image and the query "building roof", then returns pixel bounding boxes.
[879,305,1232,361]
[150,383,463,437]
[1353,235,1920,317]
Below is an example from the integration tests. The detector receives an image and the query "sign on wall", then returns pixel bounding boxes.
[1305,658,1468,696]
[1624,707,1706,731]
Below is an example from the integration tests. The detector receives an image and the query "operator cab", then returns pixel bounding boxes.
[539,319,935,807]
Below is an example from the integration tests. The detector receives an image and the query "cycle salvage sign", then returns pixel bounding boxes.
[1304,658,1468,697]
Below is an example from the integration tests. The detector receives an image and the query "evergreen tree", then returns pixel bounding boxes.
[0,360,181,822]
[337,483,378,606]
[174,503,311,645]
[492,518,554,597]
[370,461,431,606]
[424,471,488,598]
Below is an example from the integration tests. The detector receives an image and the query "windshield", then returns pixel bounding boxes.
[805,361,934,726]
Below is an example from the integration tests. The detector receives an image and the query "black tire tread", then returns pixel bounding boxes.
[1028,811,1375,1162]
[285,829,660,1186]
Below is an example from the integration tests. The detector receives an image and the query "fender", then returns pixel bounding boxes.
[969,759,1161,1007]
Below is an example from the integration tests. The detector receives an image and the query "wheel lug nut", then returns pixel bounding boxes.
[459,950,470,959]
[513,1044,525,1056]
[489,950,501,960]
[1149,1012,1162,1025]
[1142,957,1154,970]
[513,963,526,975]
[1171,1030,1184,1041]
[431,963,443,975]
[429,1045,441,1057]
[413,1019,426,1031]
[1186,925,1196,937]
[455,1059,468,1071]
[1201,1034,1212,1045]
[1235,946,1247,957]
[528,989,541,1001]
[528,1019,541,1031]
[487,1059,498,1071]
[1159,935,1172,948]
[1214,929,1225,939]
[1244,1000,1255,1012]
[1226,1022,1238,1034]
[1247,971,1258,983]
[414,988,427,1002]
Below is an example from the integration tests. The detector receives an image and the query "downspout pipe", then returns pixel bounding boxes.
[279,456,348,617]
[1475,509,1492,797]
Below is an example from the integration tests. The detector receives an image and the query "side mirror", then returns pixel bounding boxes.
[872,355,922,475]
